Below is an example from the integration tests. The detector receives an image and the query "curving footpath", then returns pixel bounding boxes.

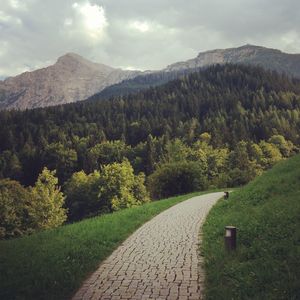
[72,192,224,300]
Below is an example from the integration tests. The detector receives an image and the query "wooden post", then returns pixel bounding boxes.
[224,226,237,251]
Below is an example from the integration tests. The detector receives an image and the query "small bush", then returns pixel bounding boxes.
[0,179,32,238]
[0,168,67,239]
[148,161,208,199]
[64,160,150,220]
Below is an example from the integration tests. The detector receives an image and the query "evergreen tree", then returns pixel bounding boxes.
[29,168,67,229]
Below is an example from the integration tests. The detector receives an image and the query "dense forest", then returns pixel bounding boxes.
[93,67,202,100]
[1,64,300,237]
[1,64,300,182]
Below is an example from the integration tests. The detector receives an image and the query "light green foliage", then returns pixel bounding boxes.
[191,140,229,186]
[228,141,260,185]
[268,134,295,157]
[88,140,129,171]
[162,138,190,163]
[30,168,67,229]
[0,179,31,238]
[99,160,149,211]
[65,160,149,219]
[248,142,264,163]
[199,132,212,143]
[190,141,208,172]
[207,147,229,182]
[0,168,67,238]
[259,140,282,168]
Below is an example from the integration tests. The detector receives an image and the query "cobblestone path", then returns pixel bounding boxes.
[72,192,223,300]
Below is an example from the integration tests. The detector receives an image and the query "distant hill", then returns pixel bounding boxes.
[0,53,140,110]
[94,45,300,100]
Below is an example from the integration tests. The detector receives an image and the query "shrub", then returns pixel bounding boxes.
[0,179,32,238]
[148,161,208,199]
[29,168,67,229]
[99,160,150,211]
[64,171,101,221]
[64,160,150,220]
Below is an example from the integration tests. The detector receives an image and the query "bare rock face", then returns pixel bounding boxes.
[0,53,140,110]
[164,44,300,78]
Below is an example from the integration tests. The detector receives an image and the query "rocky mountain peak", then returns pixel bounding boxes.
[0,54,140,110]
[55,53,114,73]
[164,45,300,75]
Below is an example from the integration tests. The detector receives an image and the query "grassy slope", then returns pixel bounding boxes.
[202,155,300,299]
[0,190,215,300]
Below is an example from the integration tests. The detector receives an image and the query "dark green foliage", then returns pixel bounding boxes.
[202,154,300,299]
[64,171,101,221]
[0,179,32,238]
[0,64,300,185]
[91,68,201,100]
[148,161,208,199]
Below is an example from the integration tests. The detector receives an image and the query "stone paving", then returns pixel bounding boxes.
[72,192,224,300]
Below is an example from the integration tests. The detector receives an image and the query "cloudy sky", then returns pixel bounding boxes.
[0,0,300,78]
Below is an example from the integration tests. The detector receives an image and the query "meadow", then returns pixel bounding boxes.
[202,154,300,299]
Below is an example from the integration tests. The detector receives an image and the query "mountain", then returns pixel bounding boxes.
[94,45,300,100]
[1,45,300,110]
[0,53,140,110]
[165,44,300,77]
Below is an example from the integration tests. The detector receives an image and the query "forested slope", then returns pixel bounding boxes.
[0,64,300,186]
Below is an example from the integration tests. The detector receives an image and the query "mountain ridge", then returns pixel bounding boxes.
[1,44,300,110]
[164,44,300,75]
[94,44,300,101]
[0,53,141,110]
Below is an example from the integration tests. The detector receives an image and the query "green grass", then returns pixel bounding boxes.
[202,155,300,299]
[0,190,216,300]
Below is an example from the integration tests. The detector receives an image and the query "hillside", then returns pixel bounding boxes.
[202,154,300,299]
[0,64,300,185]
[0,53,140,110]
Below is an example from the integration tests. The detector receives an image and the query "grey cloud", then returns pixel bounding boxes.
[0,0,299,77]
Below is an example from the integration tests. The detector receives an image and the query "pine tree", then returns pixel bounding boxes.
[29,168,67,229]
